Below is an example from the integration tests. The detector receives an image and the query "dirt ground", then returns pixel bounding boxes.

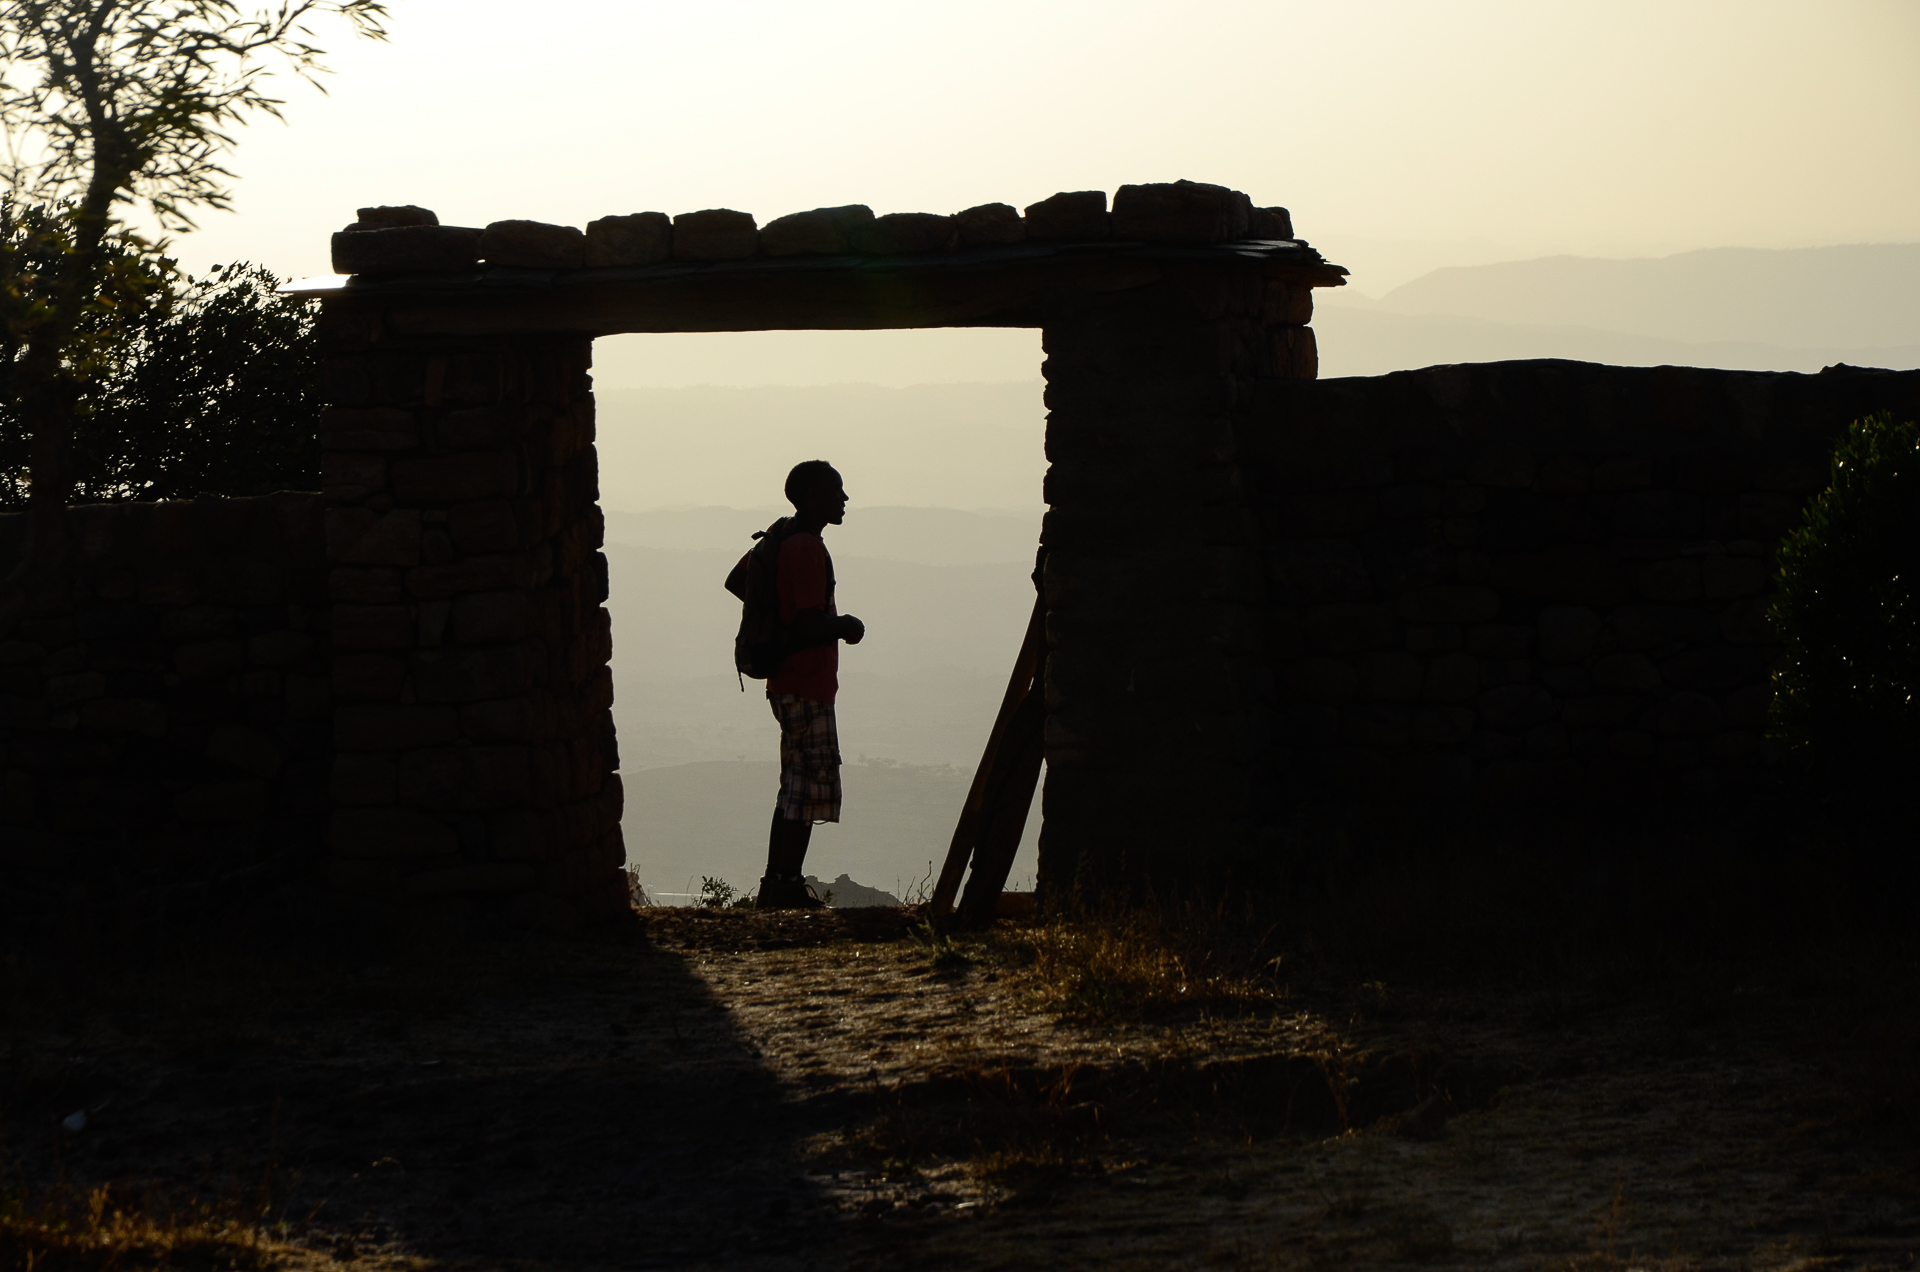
[3,903,1917,1271]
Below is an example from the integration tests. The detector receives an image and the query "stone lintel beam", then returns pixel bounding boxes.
[284,240,1348,338]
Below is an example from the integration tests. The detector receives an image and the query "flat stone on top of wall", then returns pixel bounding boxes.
[850,212,954,255]
[332,224,482,274]
[670,208,758,261]
[1110,180,1253,243]
[1248,206,1293,239]
[954,202,1025,247]
[584,213,672,268]
[1023,190,1109,241]
[759,205,874,256]
[352,205,438,229]
[480,220,587,270]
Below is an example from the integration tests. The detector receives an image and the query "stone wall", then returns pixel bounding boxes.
[1239,360,1920,829]
[0,494,331,908]
[315,322,624,923]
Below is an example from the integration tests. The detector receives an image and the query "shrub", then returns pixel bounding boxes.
[1769,412,1920,803]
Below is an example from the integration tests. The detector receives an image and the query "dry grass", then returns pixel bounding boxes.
[992,894,1284,1021]
[0,1179,287,1272]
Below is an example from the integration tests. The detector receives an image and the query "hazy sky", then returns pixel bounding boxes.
[157,0,1920,386]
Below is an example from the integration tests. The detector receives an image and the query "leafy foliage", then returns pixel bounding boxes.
[1769,412,1920,790]
[0,246,319,506]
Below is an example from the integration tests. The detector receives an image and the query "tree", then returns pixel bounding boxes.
[1769,411,1920,822]
[0,253,322,504]
[0,0,386,618]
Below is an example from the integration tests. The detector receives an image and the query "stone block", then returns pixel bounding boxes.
[1534,456,1590,492]
[1592,652,1661,693]
[331,224,481,274]
[1273,326,1317,380]
[451,591,531,644]
[320,406,417,451]
[584,212,673,267]
[1286,657,1357,704]
[480,219,586,269]
[1357,651,1425,702]
[1023,190,1109,241]
[1722,684,1771,728]
[351,205,438,229]
[332,653,406,701]
[1467,624,1533,659]
[1608,605,1717,649]
[1592,457,1654,491]
[1537,606,1599,663]
[953,202,1024,247]
[411,645,529,703]
[759,205,873,256]
[1424,652,1480,702]
[1643,691,1723,736]
[159,606,232,640]
[248,630,316,667]
[437,406,515,449]
[1660,645,1771,691]
[1638,558,1701,602]
[1405,624,1462,653]
[1378,484,1440,520]
[207,723,285,778]
[285,674,332,719]
[390,450,520,502]
[449,500,521,554]
[1398,585,1500,625]
[1523,721,1569,757]
[0,641,42,666]
[331,752,397,805]
[406,553,535,599]
[1247,206,1293,239]
[1110,180,1252,243]
[174,780,269,823]
[1339,704,1411,748]
[1720,597,1774,645]
[330,567,404,605]
[1707,730,1761,763]
[326,507,421,567]
[1476,683,1556,731]
[850,212,954,254]
[1466,453,1536,488]
[670,208,757,261]
[407,863,541,896]
[1307,603,1396,653]
[461,692,558,742]
[322,452,386,500]
[398,744,531,809]
[1562,695,1646,727]
[1410,706,1475,746]
[77,697,165,736]
[335,703,460,750]
[329,807,458,859]
[1702,555,1766,598]
[332,604,414,650]
[174,640,243,680]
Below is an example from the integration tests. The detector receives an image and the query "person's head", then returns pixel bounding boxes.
[785,460,847,526]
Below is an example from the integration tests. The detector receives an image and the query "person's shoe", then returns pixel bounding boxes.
[756,874,827,911]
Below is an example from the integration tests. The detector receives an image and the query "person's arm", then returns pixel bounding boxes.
[790,608,863,646]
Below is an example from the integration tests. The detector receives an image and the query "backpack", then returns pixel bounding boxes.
[723,517,835,682]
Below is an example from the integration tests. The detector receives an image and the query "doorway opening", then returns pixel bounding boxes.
[590,327,1047,907]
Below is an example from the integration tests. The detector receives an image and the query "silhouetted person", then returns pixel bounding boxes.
[758,461,864,909]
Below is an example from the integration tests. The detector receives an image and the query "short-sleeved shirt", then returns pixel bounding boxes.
[767,531,838,704]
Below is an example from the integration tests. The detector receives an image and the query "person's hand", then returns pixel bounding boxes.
[838,615,865,645]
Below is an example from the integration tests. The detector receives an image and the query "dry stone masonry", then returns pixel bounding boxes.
[0,495,331,907]
[8,175,1911,923]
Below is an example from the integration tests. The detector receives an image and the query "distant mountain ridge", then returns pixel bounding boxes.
[1361,243,1920,349]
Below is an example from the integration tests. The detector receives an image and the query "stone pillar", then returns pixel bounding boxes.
[1037,264,1316,900]
[317,308,624,923]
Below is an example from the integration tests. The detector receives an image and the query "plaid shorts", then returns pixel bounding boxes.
[769,694,841,823]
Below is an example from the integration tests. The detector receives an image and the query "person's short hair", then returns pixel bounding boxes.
[784,460,840,505]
